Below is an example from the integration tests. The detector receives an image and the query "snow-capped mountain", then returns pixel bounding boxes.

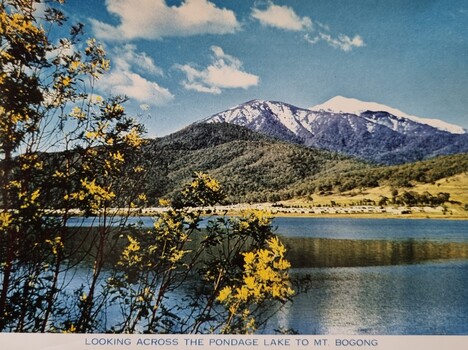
[203,98,468,164]
[204,99,312,143]
[311,96,467,134]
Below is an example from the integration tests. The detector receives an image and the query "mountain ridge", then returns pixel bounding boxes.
[142,123,468,205]
[38,122,468,207]
[203,98,468,165]
[310,96,467,134]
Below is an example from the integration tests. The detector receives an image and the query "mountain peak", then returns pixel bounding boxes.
[310,96,404,116]
[310,96,466,134]
[203,98,468,164]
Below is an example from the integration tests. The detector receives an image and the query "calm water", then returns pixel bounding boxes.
[273,217,468,242]
[67,216,468,334]
[268,261,468,334]
[67,216,468,241]
[268,218,468,334]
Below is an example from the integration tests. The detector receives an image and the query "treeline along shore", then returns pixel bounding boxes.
[44,202,468,219]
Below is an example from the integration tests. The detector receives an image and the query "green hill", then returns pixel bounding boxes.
[37,122,468,207]
[141,123,468,205]
[290,153,468,196]
[141,123,367,204]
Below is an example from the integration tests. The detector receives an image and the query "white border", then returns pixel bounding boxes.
[0,334,467,350]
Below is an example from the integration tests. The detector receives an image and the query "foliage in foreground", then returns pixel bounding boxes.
[1,172,294,333]
[106,173,293,334]
[0,0,293,333]
[0,0,145,332]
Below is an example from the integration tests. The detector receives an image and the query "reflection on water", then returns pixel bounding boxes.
[283,237,468,268]
[262,233,468,335]
[59,217,468,334]
[269,261,468,335]
[273,217,468,242]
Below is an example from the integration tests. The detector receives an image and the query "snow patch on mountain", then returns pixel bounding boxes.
[202,98,468,165]
[310,96,466,134]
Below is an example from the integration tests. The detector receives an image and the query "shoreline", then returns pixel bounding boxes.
[44,205,468,220]
[269,213,468,220]
[144,203,468,220]
[119,209,468,220]
[223,211,468,220]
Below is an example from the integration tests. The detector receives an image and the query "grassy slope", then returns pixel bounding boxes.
[284,172,468,218]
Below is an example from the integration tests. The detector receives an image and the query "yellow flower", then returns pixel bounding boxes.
[243,251,256,265]
[257,249,271,262]
[125,127,143,148]
[0,212,12,229]
[53,170,65,178]
[236,286,250,301]
[133,165,145,173]
[126,235,140,252]
[120,235,142,266]
[257,267,274,282]
[267,237,286,257]
[70,106,86,120]
[30,189,40,202]
[217,286,232,302]
[62,324,76,333]
[63,76,71,86]
[168,249,185,263]
[111,151,124,162]
[244,276,256,290]
[80,178,115,201]
[273,258,291,270]
[85,131,98,139]
[69,60,81,72]
[159,198,170,207]
[272,285,282,298]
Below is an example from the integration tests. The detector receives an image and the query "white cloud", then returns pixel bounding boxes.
[176,46,259,94]
[97,46,174,106]
[99,70,174,105]
[252,1,364,52]
[33,2,47,17]
[91,0,239,41]
[305,33,365,52]
[252,2,312,31]
[112,44,163,76]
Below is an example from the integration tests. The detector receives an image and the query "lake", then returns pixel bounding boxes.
[67,216,468,334]
[268,217,468,335]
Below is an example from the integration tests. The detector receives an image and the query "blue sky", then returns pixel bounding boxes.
[64,0,468,137]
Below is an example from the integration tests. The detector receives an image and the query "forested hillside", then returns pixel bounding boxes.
[139,123,468,204]
[289,153,468,196]
[141,123,366,204]
[37,123,468,207]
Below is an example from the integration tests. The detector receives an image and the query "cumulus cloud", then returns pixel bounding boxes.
[176,46,259,94]
[251,2,312,31]
[98,45,174,106]
[112,44,163,76]
[91,0,239,41]
[100,71,174,105]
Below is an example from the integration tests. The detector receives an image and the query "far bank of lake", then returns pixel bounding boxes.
[57,202,468,221]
